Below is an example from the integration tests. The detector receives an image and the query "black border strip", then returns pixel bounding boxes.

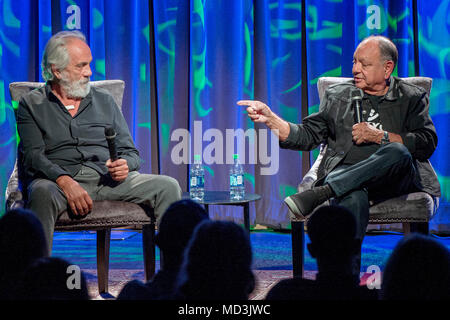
[301,0,310,176]
[412,0,420,76]
[148,0,161,175]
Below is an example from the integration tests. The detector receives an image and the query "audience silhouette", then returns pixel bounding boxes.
[0,208,48,299]
[117,199,209,300]
[2,204,449,301]
[174,220,255,300]
[14,256,90,300]
[381,233,450,300]
[266,205,378,300]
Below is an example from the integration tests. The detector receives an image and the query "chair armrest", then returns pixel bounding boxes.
[5,191,25,210]
[5,161,24,210]
[297,144,327,193]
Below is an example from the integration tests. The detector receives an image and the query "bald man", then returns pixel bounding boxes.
[239,35,440,274]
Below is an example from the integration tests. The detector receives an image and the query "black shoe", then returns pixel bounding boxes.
[284,185,334,219]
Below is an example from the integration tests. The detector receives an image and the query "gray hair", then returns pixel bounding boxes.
[41,30,87,82]
[361,35,398,68]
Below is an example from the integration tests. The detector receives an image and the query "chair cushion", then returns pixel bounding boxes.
[5,161,21,209]
[55,201,153,231]
[317,76,432,101]
[9,80,125,111]
[8,82,44,102]
[289,192,436,223]
[368,192,436,223]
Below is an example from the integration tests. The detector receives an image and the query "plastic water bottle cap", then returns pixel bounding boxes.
[194,154,201,161]
[233,154,239,159]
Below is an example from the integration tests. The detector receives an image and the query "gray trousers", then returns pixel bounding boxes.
[26,166,182,253]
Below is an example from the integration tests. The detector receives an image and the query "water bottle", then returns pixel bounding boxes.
[190,154,205,201]
[229,167,236,200]
[230,154,245,200]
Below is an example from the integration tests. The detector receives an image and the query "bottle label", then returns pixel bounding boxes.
[190,176,197,188]
[191,176,204,188]
[236,174,243,186]
[230,175,236,187]
[197,176,204,188]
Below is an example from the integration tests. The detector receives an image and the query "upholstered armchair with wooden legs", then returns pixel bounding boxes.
[291,77,440,277]
[5,80,156,294]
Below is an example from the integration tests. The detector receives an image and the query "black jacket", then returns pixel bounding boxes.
[280,77,441,197]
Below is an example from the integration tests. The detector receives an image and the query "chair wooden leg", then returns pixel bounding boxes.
[403,222,429,235]
[291,221,305,278]
[402,222,411,234]
[142,223,156,282]
[97,228,111,294]
[410,222,429,235]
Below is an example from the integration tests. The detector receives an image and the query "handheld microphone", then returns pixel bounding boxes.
[351,90,363,123]
[105,127,118,161]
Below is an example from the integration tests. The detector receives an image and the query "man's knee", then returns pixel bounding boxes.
[28,179,65,205]
[135,174,181,198]
[382,142,411,161]
[140,175,181,223]
[157,175,182,197]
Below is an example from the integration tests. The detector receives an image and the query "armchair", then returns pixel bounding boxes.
[5,80,156,294]
[291,77,440,277]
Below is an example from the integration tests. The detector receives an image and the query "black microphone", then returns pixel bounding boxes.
[351,89,363,123]
[105,127,118,161]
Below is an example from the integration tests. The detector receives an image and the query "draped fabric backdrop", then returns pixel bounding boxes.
[1,0,449,232]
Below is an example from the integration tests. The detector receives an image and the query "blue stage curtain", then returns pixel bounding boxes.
[0,0,449,232]
[252,0,303,227]
[0,0,37,210]
[154,0,303,227]
[153,0,191,196]
[417,0,450,232]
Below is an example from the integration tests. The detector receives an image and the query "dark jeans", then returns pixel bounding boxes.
[324,142,419,242]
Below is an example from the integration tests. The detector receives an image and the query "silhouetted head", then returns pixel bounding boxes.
[0,208,48,299]
[155,200,209,268]
[176,220,255,300]
[306,205,360,261]
[17,257,90,300]
[381,233,450,300]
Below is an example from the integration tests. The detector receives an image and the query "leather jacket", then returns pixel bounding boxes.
[280,77,441,197]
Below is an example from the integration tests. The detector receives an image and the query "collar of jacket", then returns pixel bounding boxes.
[359,76,398,103]
[379,76,398,102]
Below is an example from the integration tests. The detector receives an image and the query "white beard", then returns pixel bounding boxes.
[60,73,91,99]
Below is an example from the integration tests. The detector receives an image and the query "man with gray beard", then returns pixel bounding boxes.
[16,31,181,253]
